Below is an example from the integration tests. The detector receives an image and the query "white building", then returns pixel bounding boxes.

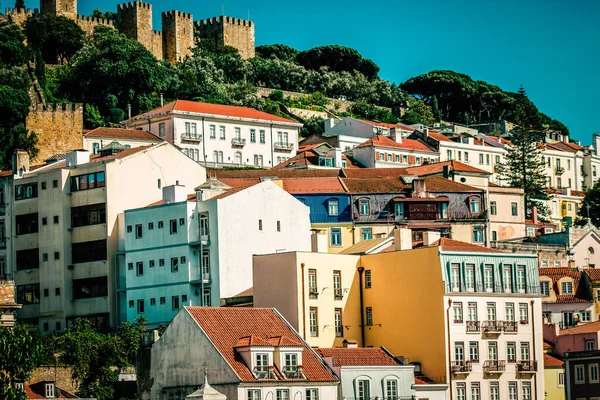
[123,100,302,168]
[117,179,312,327]
[141,307,339,400]
[83,127,163,155]
[351,135,439,168]
[323,117,415,152]
[582,134,600,190]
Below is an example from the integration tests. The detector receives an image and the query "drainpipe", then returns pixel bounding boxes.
[201,117,207,167]
[300,263,307,339]
[199,240,204,306]
[357,266,365,347]
[270,124,274,167]
[446,298,453,400]
[530,300,538,400]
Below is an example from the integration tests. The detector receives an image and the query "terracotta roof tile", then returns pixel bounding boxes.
[404,160,489,176]
[342,168,409,179]
[316,347,399,367]
[219,178,262,188]
[427,132,453,142]
[544,353,564,367]
[559,320,600,335]
[233,287,253,297]
[539,267,592,304]
[282,177,347,194]
[213,169,340,179]
[84,127,162,142]
[184,307,337,382]
[25,382,77,399]
[234,335,272,347]
[432,238,507,253]
[585,268,600,281]
[267,336,303,347]
[341,177,410,194]
[129,100,299,125]
[355,135,435,152]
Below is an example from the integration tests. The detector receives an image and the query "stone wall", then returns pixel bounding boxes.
[26,103,84,163]
[5,7,38,26]
[195,16,255,59]
[30,366,78,394]
[162,10,194,63]
[151,30,163,59]
[0,281,16,306]
[76,15,115,35]
[117,2,154,55]
[41,0,77,19]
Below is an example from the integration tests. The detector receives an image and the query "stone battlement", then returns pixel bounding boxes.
[152,29,162,36]
[5,7,39,16]
[195,15,253,27]
[76,14,115,27]
[117,1,152,11]
[162,10,193,20]
[33,102,83,113]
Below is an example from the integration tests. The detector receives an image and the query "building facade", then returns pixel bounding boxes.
[82,127,163,154]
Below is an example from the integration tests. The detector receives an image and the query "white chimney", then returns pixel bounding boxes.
[311,230,328,252]
[412,179,427,198]
[394,227,412,251]
[163,184,188,204]
[390,128,402,144]
[423,231,441,246]
[11,150,29,177]
[327,147,343,168]
[342,339,358,348]
[423,127,429,139]
[66,150,90,167]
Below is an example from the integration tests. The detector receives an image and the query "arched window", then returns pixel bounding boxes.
[234,151,242,165]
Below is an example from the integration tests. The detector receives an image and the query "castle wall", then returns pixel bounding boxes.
[195,16,255,59]
[117,2,154,55]
[162,10,194,63]
[152,30,163,59]
[25,103,84,163]
[76,15,115,35]
[41,0,77,20]
[5,7,38,26]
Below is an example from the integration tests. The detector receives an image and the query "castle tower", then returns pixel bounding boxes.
[117,2,157,57]
[161,10,194,63]
[40,0,77,20]
[194,16,255,59]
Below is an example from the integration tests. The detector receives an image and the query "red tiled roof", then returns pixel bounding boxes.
[525,219,556,228]
[427,132,453,142]
[544,353,564,367]
[84,127,162,141]
[559,320,600,335]
[185,307,337,382]
[129,100,298,125]
[341,177,410,194]
[316,347,398,367]
[219,178,262,188]
[432,238,507,253]
[355,135,435,153]
[235,335,272,347]
[404,160,489,176]
[342,168,409,179]
[414,377,429,385]
[267,336,303,347]
[146,193,196,207]
[282,177,347,194]
[25,382,77,399]
[585,268,600,281]
[213,169,341,179]
[233,287,254,297]
[539,267,592,304]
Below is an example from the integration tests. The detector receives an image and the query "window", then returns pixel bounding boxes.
[247,390,260,400]
[308,269,317,297]
[180,256,187,264]
[511,202,518,216]
[507,342,516,362]
[54,252,60,260]
[450,264,461,292]
[309,307,318,336]
[53,215,59,224]
[148,222,154,230]
[489,382,499,400]
[465,264,475,291]
[330,228,342,247]
[359,199,370,215]
[276,389,289,400]
[469,341,479,362]
[335,308,343,337]
[259,130,266,143]
[305,389,318,400]
[45,383,54,398]
[137,299,144,314]
[464,152,469,162]
[15,182,38,200]
[503,266,512,292]
[170,219,177,234]
[505,303,515,321]
[73,277,108,299]
[585,340,595,351]
[201,249,210,278]
[520,342,530,361]
[386,380,398,400]
[136,262,143,276]
[366,307,373,326]
[171,257,178,272]
[471,225,484,244]
[456,383,466,400]
[361,228,372,240]
[554,260,562,267]
[454,342,465,362]
[209,124,216,138]
[160,297,165,304]
[453,302,463,323]
[135,224,143,239]
[202,288,211,306]
[484,266,494,292]
[468,302,477,321]
[250,129,256,143]
[258,219,263,231]
[150,298,156,305]
[469,197,480,213]
[519,303,528,324]
[219,126,226,140]
[575,364,585,384]
[333,270,342,299]
[16,284,40,305]
[72,240,107,263]
[589,364,599,383]
[562,281,573,294]
[486,154,490,165]
[488,341,498,361]
[71,203,106,227]
[42,217,47,226]
[471,382,480,400]
[487,302,496,321]
[479,153,484,164]
[357,380,370,400]
[558,372,565,387]
[234,151,242,165]
[277,221,281,232]
[365,270,372,288]
[41,182,47,190]
[328,199,339,216]
[172,295,180,311]
[159,122,166,137]
[490,201,497,215]
[42,253,48,262]
[516,266,526,292]
[527,227,535,237]
[402,155,408,163]
[70,172,105,192]
[159,259,165,267]
[394,202,405,219]
[15,213,38,235]
[541,281,550,296]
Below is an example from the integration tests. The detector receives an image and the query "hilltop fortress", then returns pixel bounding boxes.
[5,0,255,61]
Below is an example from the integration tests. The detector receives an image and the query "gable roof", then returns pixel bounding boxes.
[538,267,592,303]
[585,268,600,281]
[559,320,600,335]
[25,382,78,399]
[127,100,299,125]
[432,238,507,254]
[84,127,162,142]
[184,307,337,383]
[282,177,347,194]
[544,353,564,368]
[316,347,399,367]
[341,168,409,179]
[341,237,393,255]
[355,135,435,153]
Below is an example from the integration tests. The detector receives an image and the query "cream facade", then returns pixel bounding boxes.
[488,187,526,242]
[439,137,506,185]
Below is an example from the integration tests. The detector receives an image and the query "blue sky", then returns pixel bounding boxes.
[20,0,600,143]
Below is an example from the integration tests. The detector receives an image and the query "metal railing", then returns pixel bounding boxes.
[282,365,305,379]
[334,289,343,300]
[466,320,480,333]
[482,320,502,333]
[451,361,472,373]
[503,321,518,333]
[253,366,276,380]
[231,137,246,147]
[274,142,294,151]
[555,167,565,175]
[309,289,318,299]
[483,360,506,373]
[181,133,202,142]
[516,360,537,372]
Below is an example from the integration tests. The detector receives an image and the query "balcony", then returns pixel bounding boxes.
[451,361,472,374]
[202,272,211,283]
[200,233,210,246]
[503,320,518,333]
[231,137,246,148]
[483,360,506,374]
[309,288,318,299]
[334,289,343,300]
[481,320,502,333]
[555,166,565,175]
[181,133,202,143]
[516,360,537,373]
[466,320,480,333]
[253,366,277,380]
[282,365,305,379]
[274,142,294,152]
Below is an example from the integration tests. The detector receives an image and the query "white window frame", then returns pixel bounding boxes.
[575,364,585,384]
[590,363,599,384]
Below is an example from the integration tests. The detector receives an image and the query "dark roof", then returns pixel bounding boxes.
[538,267,592,303]
[432,238,507,253]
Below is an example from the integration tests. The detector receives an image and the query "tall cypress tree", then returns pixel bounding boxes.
[498,86,549,219]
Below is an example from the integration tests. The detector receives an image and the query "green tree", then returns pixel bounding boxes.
[0,20,32,67]
[91,9,117,21]
[497,87,548,219]
[84,104,104,129]
[0,324,44,400]
[296,45,380,79]
[300,116,325,138]
[580,181,600,228]
[255,44,299,61]
[25,14,85,64]
[432,95,441,122]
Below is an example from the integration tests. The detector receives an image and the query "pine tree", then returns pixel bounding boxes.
[432,95,441,122]
[498,86,548,219]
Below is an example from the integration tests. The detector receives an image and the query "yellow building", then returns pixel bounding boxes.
[543,353,565,400]
[547,188,584,231]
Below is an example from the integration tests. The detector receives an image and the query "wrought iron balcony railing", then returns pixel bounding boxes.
[483,360,506,373]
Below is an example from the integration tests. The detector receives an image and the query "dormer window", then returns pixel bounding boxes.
[562,281,573,295]
[254,353,270,379]
[328,199,339,216]
[45,382,55,398]
[469,197,480,214]
[358,199,370,215]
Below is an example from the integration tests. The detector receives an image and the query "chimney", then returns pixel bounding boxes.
[412,179,427,198]
[342,339,358,348]
[65,150,90,167]
[390,128,402,144]
[394,226,412,251]
[594,134,600,156]
[563,135,568,144]
[423,231,441,246]
[11,149,29,177]
[423,127,429,139]
[532,206,538,225]
[327,147,342,167]
[311,230,328,252]
[162,184,187,204]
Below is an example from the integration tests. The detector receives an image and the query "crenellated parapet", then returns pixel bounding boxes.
[76,14,116,35]
[5,7,39,26]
